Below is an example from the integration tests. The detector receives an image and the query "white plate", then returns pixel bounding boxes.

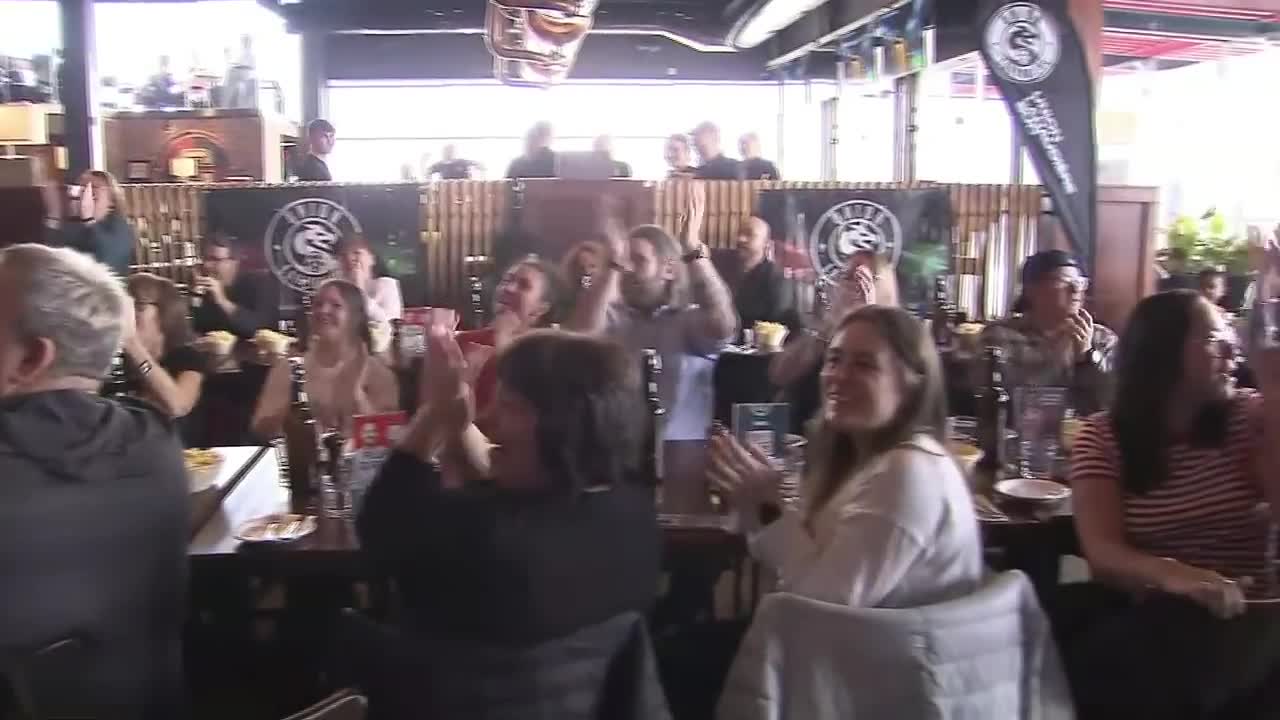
[234,513,317,543]
[994,478,1072,503]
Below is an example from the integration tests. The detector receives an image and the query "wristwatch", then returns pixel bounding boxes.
[1076,348,1102,367]
[681,243,709,263]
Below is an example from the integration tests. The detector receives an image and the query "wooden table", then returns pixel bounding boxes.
[187,440,1079,607]
[188,445,271,539]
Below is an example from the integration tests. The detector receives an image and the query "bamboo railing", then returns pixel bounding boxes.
[118,180,1044,320]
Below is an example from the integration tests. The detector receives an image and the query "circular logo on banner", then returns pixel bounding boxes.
[984,2,1061,84]
[808,199,903,281]
[264,198,363,295]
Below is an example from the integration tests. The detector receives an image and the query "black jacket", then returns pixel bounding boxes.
[334,610,670,720]
[358,451,661,646]
[191,270,278,339]
[0,391,188,719]
[506,148,557,179]
[294,153,332,181]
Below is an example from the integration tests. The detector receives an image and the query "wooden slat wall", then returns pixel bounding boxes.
[118,180,1041,318]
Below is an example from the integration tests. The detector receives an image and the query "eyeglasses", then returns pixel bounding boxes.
[1206,332,1240,361]
[203,256,233,264]
[1050,276,1090,293]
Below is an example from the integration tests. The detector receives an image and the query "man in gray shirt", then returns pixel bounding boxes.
[567,187,738,439]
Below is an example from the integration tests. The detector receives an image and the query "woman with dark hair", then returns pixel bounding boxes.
[121,272,206,422]
[251,278,400,439]
[1062,288,1280,718]
[452,256,565,426]
[348,327,661,713]
[712,304,980,605]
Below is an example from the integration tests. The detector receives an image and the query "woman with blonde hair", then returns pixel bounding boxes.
[712,304,981,605]
[769,250,900,428]
[48,170,136,278]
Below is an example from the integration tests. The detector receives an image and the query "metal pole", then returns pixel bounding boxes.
[892,73,919,183]
[820,97,839,181]
[301,31,329,122]
[776,73,786,173]
[59,0,99,175]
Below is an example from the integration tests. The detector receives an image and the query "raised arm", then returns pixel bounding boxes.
[121,338,203,418]
[680,183,737,343]
[564,204,626,335]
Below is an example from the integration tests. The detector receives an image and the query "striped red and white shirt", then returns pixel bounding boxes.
[1071,391,1270,593]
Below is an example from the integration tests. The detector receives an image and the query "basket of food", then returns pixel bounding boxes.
[185,448,224,493]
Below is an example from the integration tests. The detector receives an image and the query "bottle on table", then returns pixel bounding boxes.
[283,356,319,511]
[390,318,404,370]
[641,348,665,486]
[931,275,954,351]
[319,430,352,519]
[976,345,1010,474]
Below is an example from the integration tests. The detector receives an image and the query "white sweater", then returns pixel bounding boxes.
[749,434,983,608]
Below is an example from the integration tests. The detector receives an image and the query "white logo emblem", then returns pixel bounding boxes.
[809,199,903,281]
[984,2,1061,84]
[264,198,363,294]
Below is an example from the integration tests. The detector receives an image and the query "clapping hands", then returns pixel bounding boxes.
[421,323,474,433]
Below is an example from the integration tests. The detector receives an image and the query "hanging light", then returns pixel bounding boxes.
[484,0,598,86]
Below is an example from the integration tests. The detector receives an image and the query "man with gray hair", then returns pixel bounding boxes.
[0,244,187,718]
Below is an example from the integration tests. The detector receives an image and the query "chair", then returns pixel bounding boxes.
[281,690,368,720]
[716,570,1076,720]
[337,609,670,720]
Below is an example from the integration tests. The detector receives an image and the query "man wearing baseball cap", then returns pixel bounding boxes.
[975,249,1118,414]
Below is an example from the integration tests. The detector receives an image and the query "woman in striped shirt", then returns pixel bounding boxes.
[1066,289,1280,718]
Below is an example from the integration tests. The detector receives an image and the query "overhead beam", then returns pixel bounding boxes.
[764,0,1278,71]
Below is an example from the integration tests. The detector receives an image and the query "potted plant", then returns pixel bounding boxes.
[1162,209,1252,309]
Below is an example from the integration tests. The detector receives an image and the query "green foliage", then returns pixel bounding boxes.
[1163,208,1249,274]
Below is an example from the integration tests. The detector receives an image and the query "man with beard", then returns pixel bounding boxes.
[568,188,737,439]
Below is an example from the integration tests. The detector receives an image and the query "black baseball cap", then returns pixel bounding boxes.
[1013,249,1080,313]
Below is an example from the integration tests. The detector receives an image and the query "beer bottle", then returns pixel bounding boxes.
[641,348,665,485]
[283,356,319,510]
[977,346,1010,473]
[390,318,404,371]
[931,276,953,351]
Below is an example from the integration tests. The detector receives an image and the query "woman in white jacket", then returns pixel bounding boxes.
[710,304,982,607]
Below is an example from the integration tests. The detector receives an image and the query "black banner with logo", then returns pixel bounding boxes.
[977,0,1096,272]
[204,184,423,308]
[755,188,952,315]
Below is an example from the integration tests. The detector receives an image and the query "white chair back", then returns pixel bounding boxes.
[717,570,1075,720]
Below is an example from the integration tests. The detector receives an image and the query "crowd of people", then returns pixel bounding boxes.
[7,170,1280,719]
[287,118,782,183]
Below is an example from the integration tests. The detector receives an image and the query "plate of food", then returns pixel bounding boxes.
[235,513,317,543]
[184,448,224,493]
[753,321,789,352]
[253,329,293,360]
[994,478,1072,506]
[202,330,238,357]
